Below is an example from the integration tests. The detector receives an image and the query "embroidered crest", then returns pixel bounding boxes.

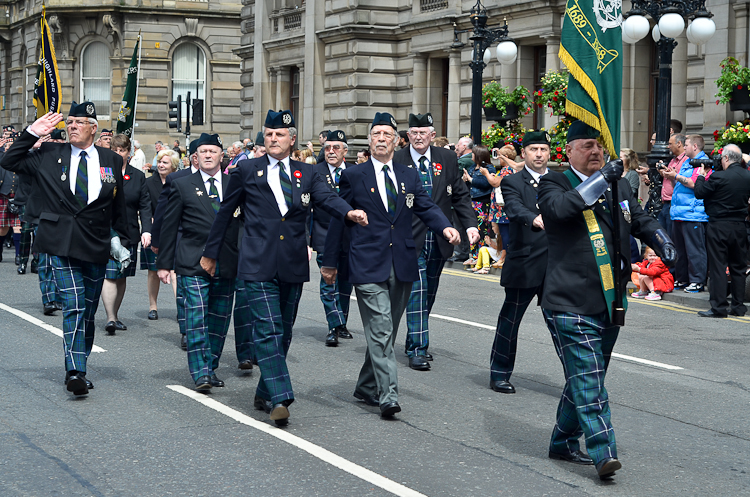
[593,238,605,249]
[447,185,452,195]
[593,0,622,32]
[301,193,311,206]
[282,113,292,125]
[405,193,414,208]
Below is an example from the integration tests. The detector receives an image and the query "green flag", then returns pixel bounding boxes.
[116,33,141,136]
[559,0,622,157]
[33,7,62,120]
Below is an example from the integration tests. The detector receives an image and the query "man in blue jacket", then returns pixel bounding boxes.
[661,134,711,293]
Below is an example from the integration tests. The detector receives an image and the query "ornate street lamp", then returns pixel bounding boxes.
[622,0,715,215]
[452,0,518,145]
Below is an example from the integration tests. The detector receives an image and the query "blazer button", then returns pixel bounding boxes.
[281,217,285,222]
[280,235,284,240]
[391,225,394,229]
[389,243,392,247]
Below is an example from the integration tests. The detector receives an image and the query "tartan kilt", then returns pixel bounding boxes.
[140,245,158,271]
[105,245,138,279]
[0,194,20,228]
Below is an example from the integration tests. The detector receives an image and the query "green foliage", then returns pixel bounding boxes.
[482,81,533,116]
[715,57,750,105]
[712,120,750,153]
[534,71,569,117]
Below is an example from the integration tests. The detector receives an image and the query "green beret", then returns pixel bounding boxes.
[522,130,550,147]
[188,139,198,156]
[255,132,264,147]
[68,101,96,119]
[567,120,600,142]
[372,112,397,130]
[408,113,433,128]
[195,132,222,149]
[326,130,347,143]
[264,109,295,129]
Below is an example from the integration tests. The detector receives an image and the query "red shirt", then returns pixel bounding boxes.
[662,153,688,201]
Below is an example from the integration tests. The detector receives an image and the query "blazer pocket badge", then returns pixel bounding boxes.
[447,185,452,196]
[406,193,414,208]
[301,192,311,206]
[619,200,632,223]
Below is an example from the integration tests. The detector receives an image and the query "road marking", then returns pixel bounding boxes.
[610,352,683,370]
[430,313,495,330]
[629,298,750,323]
[442,267,498,281]
[167,385,427,497]
[0,302,106,353]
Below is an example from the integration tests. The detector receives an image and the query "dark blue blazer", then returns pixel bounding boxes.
[309,161,355,253]
[322,159,452,284]
[150,167,193,249]
[203,155,352,283]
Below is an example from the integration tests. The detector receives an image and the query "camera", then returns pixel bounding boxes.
[491,148,499,160]
[689,156,722,170]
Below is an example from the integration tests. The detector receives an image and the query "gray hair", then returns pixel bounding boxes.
[232,141,243,149]
[133,139,141,149]
[672,133,686,146]
[722,144,742,163]
[458,136,473,149]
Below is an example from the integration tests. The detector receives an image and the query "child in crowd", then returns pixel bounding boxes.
[472,235,500,274]
[631,246,674,300]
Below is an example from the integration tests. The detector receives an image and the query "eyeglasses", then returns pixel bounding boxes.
[408,130,431,137]
[66,119,91,126]
[371,131,395,139]
[325,144,344,151]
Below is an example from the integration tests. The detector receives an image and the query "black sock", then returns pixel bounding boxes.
[0,234,5,253]
[13,233,21,257]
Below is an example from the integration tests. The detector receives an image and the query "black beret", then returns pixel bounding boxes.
[195,132,222,149]
[68,101,97,119]
[408,113,434,128]
[567,120,600,142]
[255,131,264,147]
[326,130,347,143]
[188,139,198,156]
[50,129,67,141]
[522,130,551,147]
[372,112,397,130]
[264,109,295,129]
[3,125,15,131]
[100,129,113,136]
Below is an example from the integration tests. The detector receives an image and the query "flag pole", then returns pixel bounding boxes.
[40,5,48,116]
[130,31,142,152]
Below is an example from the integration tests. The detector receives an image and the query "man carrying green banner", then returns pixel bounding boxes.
[538,121,676,480]
[117,33,141,137]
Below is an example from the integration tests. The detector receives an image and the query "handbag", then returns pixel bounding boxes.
[494,185,504,206]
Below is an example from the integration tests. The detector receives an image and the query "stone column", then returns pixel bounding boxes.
[412,54,428,113]
[302,0,324,143]
[447,50,461,141]
[672,33,688,131]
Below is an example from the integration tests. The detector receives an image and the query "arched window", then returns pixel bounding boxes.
[80,42,111,119]
[172,43,206,121]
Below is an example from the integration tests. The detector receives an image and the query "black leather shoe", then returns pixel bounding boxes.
[446,255,461,263]
[380,401,401,417]
[105,321,117,335]
[491,380,516,394]
[336,325,353,339]
[270,403,290,426]
[549,449,594,465]
[325,329,338,347]
[194,376,212,391]
[729,309,746,317]
[65,373,89,396]
[254,395,273,414]
[43,303,57,316]
[353,390,379,406]
[209,374,225,387]
[54,302,62,310]
[180,335,187,350]
[17,263,26,274]
[408,356,431,371]
[238,360,254,370]
[80,374,94,390]
[114,320,127,331]
[148,310,158,320]
[424,353,433,361]
[698,309,726,318]
[30,258,38,273]
[595,458,621,479]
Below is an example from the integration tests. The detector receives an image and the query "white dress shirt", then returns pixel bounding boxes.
[267,156,291,216]
[371,156,398,211]
[327,161,346,181]
[200,169,223,201]
[524,165,548,183]
[69,143,102,204]
[409,146,432,169]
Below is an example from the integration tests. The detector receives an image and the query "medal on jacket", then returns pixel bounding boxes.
[619,200,632,223]
[59,158,66,181]
[447,185,452,196]
[401,182,406,194]
[406,193,414,208]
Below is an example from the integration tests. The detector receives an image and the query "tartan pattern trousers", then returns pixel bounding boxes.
[404,232,445,358]
[544,309,619,465]
[232,279,255,363]
[315,253,351,330]
[50,256,106,373]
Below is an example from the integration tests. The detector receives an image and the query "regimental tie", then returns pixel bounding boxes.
[208,177,220,213]
[279,162,293,208]
[418,156,433,196]
[75,151,89,207]
[333,166,341,192]
[382,164,397,217]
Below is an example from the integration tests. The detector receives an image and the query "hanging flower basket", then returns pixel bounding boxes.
[483,103,519,122]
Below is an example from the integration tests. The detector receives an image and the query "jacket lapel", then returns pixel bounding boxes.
[361,160,391,221]
[428,146,442,198]
[254,156,281,215]
[189,170,217,219]
[289,159,304,210]
[393,162,407,220]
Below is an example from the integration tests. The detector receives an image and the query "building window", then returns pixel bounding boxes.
[80,41,111,119]
[172,43,206,122]
[290,66,300,122]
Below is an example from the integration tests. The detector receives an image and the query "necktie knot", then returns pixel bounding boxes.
[419,156,428,173]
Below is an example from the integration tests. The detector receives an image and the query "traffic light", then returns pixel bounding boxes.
[168,95,182,132]
[192,99,204,126]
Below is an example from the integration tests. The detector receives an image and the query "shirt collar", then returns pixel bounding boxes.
[524,165,546,182]
[570,165,590,180]
[199,169,222,183]
[328,161,345,174]
[371,156,392,171]
[269,155,289,170]
[71,142,96,158]
[409,145,431,166]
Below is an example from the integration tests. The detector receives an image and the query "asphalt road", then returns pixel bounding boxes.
[0,257,749,496]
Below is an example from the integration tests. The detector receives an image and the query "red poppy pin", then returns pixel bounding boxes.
[294,170,302,178]
[123,175,130,180]
[434,163,442,176]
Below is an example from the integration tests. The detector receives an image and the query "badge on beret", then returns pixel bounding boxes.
[390,116,398,128]
[427,115,433,125]
[406,193,414,208]
[86,104,95,116]
[282,114,292,125]
[337,131,344,140]
[546,132,551,142]
[301,193,310,206]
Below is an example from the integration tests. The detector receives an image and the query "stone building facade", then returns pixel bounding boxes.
[0,0,243,159]
[236,0,750,154]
